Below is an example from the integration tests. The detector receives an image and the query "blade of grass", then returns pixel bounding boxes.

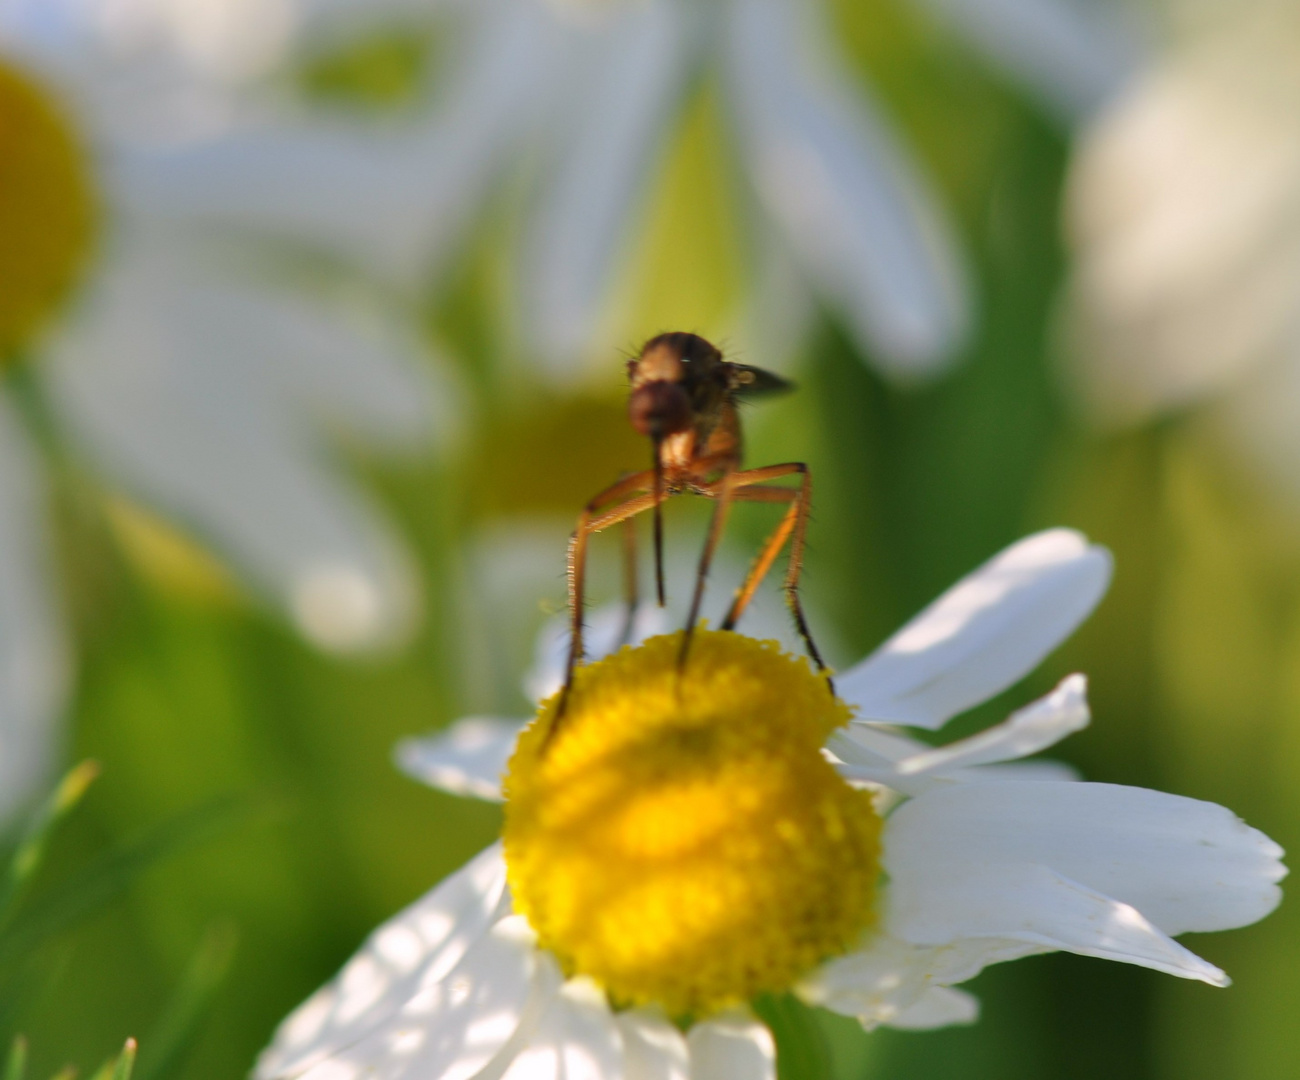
[0,941,73,1030]
[87,1039,136,1080]
[111,1040,137,1080]
[0,797,263,971]
[4,1036,26,1080]
[0,764,100,923]
[134,923,237,1080]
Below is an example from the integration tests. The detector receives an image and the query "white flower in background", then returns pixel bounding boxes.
[0,6,448,817]
[259,529,1285,1079]
[911,0,1142,122]
[1062,0,1300,503]
[125,0,1139,383]
[0,0,305,141]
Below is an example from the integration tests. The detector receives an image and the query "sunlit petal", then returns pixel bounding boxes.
[890,861,1230,984]
[885,985,979,1030]
[800,924,1044,1028]
[884,780,1287,971]
[894,673,1090,774]
[395,718,525,802]
[498,977,623,1080]
[616,1008,688,1080]
[837,529,1112,729]
[257,844,511,1079]
[686,1010,774,1080]
[287,915,557,1080]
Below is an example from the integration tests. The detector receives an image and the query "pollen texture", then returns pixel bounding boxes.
[0,59,97,360]
[503,630,881,1017]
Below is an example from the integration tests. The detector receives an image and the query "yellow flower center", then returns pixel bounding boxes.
[0,57,97,362]
[504,630,880,1018]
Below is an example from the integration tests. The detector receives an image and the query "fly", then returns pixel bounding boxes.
[557,331,827,722]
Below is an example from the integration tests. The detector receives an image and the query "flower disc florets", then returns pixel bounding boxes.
[0,59,97,359]
[503,629,881,1017]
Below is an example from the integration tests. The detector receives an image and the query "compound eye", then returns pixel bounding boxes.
[628,381,692,439]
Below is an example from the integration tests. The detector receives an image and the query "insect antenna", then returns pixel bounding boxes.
[652,440,666,607]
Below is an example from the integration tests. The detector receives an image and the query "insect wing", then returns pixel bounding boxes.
[728,363,795,400]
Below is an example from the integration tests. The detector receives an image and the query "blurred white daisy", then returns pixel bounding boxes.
[1062,0,1300,503]
[0,6,448,817]
[125,0,1140,383]
[259,528,1284,1079]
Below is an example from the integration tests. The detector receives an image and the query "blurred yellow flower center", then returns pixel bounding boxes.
[0,58,97,361]
[503,630,880,1017]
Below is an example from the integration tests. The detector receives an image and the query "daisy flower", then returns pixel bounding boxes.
[128,0,1140,382]
[1062,0,1300,504]
[0,6,446,817]
[258,528,1284,1079]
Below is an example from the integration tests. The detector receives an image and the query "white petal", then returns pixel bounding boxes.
[616,1009,688,1080]
[827,723,1079,796]
[726,0,969,377]
[885,986,979,1030]
[899,779,1287,931]
[0,400,69,822]
[883,781,1286,985]
[895,674,1090,774]
[290,915,557,1080]
[828,723,927,767]
[114,1,571,283]
[914,0,1142,123]
[395,718,526,802]
[837,529,1112,729]
[798,927,1043,1029]
[953,759,1080,783]
[825,725,933,794]
[257,844,510,1078]
[889,861,1229,985]
[499,977,623,1080]
[0,0,284,143]
[687,1011,774,1080]
[522,0,689,375]
[44,237,430,651]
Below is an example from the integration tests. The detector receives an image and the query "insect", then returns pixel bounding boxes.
[558,331,827,715]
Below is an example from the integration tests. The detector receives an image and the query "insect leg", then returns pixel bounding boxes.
[617,515,639,649]
[652,442,667,608]
[560,481,666,725]
[567,471,657,672]
[678,468,737,673]
[715,463,830,678]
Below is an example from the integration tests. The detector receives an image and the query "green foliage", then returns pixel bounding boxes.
[0,766,242,1079]
[4,1035,136,1080]
[754,994,835,1080]
[0,764,100,923]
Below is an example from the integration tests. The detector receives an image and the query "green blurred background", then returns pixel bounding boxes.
[5,1,1296,1078]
